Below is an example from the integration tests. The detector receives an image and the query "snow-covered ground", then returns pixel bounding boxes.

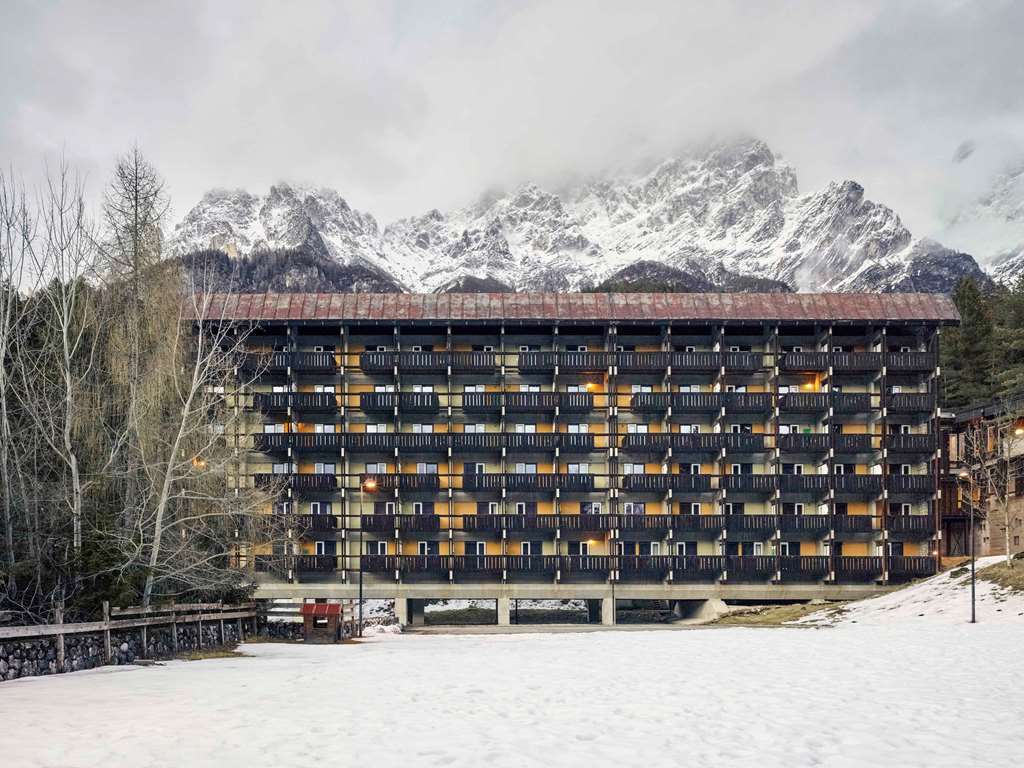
[4,617,1023,766]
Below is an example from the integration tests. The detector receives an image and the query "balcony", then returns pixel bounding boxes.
[506,514,565,532]
[832,434,874,454]
[506,434,559,453]
[671,514,726,535]
[725,514,776,536]
[359,554,396,572]
[887,393,935,413]
[253,393,292,412]
[722,393,772,413]
[451,433,504,454]
[720,474,777,493]
[254,392,338,412]
[360,351,450,374]
[778,514,831,535]
[358,514,439,535]
[462,473,595,493]
[253,433,291,453]
[293,554,337,573]
[724,352,764,371]
[833,475,883,496]
[778,434,830,454]
[239,352,290,373]
[779,351,828,371]
[620,434,672,454]
[724,555,776,580]
[888,555,937,579]
[505,392,560,413]
[559,393,594,413]
[884,434,935,455]
[358,392,441,413]
[293,433,342,453]
[396,434,449,453]
[359,351,396,373]
[503,555,559,573]
[778,475,830,495]
[518,351,611,373]
[617,555,674,576]
[832,393,873,413]
[254,473,338,493]
[834,555,883,581]
[631,393,672,413]
[671,393,723,413]
[461,514,505,533]
[616,352,670,372]
[778,393,830,413]
[620,474,712,493]
[832,514,878,534]
[360,393,397,412]
[462,393,503,413]
[888,475,934,496]
[779,555,830,581]
[293,352,339,372]
[670,351,720,372]
[615,514,675,531]
[292,514,338,532]
[673,554,726,579]
[451,351,497,373]
[344,434,399,452]
[832,352,882,372]
[559,555,614,573]
[886,352,937,372]
[449,555,505,573]
[394,555,448,573]
[360,473,440,492]
[560,434,596,453]
[886,515,934,538]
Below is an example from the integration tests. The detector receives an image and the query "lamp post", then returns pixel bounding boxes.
[358,476,377,638]
[958,470,976,624]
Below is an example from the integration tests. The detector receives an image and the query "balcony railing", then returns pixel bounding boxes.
[451,433,503,453]
[451,351,498,373]
[886,515,934,537]
[832,434,874,454]
[620,434,672,453]
[888,475,935,495]
[462,473,595,492]
[559,554,614,572]
[359,392,441,413]
[671,514,726,534]
[617,555,675,574]
[721,393,772,413]
[778,393,830,412]
[887,393,935,413]
[294,554,337,573]
[779,555,830,580]
[779,351,828,371]
[560,434,596,453]
[778,475,830,495]
[832,352,882,372]
[620,474,712,493]
[293,352,340,372]
[884,434,935,454]
[344,433,399,452]
[720,474,777,493]
[396,434,449,453]
[724,352,764,371]
[835,555,883,579]
[631,393,671,412]
[778,434,830,453]
[293,434,342,452]
[518,351,611,372]
[832,393,873,413]
[832,514,878,534]
[725,555,776,579]
[670,352,720,371]
[559,393,594,413]
[239,352,290,373]
[504,433,558,453]
[505,392,560,412]
[673,555,727,578]
[449,555,505,572]
[886,352,937,372]
[292,514,338,532]
[888,556,937,578]
[360,473,440,492]
[671,393,724,412]
[617,352,670,372]
[254,473,338,493]
[779,514,831,535]
[833,475,883,496]
[724,514,776,535]
[253,433,291,453]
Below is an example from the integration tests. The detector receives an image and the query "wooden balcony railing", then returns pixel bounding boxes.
[253,433,291,453]
[504,392,560,412]
[670,514,726,534]
[778,393,830,412]
[451,433,505,453]
[254,474,338,493]
[617,555,675,574]
[832,434,874,454]
[292,352,339,372]
[450,352,498,373]
[832,352,882,372]
[616,352,670,372]
[725,555,776,578]
[886,352,937,372]
[887,393,935,413]
[670,352,721,371]
[724,514,776,534]
[671,393,724,412]
[722,393,772,413]
[292,433,342,452]
[620,474,712,493]
[779,351,828,371]
[724,352,764,371]
[461,393,503,412]
[833,475,883,496]
[720,474,777,493]
[777,434,831,453]
[505,434,560,452]
[887,475,935,495]
[294,554,337,572]
[832,514,878,534]
[673,555,727,577]
[835,555,883,579]
[631,393,672,412]
[559,393,594,412]
[778,514,831,535]
[360,473,440,492]
[778,555,830,580]
[884,434,935,454]
[832,393,873,413]
[292,514,338,532]
[886,515,935,537]
[888,556,937,578]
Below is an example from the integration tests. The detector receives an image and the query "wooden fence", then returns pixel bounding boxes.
[0,602,258,670]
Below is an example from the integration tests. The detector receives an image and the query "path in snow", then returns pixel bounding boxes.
[2,620,1022,767]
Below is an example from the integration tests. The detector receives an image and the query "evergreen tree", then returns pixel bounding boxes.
[942,278,994,408]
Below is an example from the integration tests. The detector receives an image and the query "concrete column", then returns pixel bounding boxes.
[601,597,616,626]
[395,598,409,626]
[496,597,511,626]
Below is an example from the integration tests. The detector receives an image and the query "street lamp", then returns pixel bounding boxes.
[957,469,976,624]
[358,476,378,637]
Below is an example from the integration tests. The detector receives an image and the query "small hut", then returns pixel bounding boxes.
[300,603,343,644]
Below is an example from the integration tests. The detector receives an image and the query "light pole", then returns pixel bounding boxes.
[358,476,377,638]
[958,470,976,624]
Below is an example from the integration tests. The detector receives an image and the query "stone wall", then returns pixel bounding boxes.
[1,617,254,683]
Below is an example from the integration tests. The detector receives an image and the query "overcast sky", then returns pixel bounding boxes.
[2,0,1022,249]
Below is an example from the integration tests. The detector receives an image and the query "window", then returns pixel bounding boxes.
[676,541,697,555]
[782,502,805,515]
[900,346,912,353]
[464,424,485,433]
[488,501,500,514]
[684,345,696,353]
[315,541,326,556]
[518,344,539,352]
[782,463,803,475]
[412,423,433,434]
[581,501,602,514]
[310,501,321,515]
[622,501,645,514]
[567,463,589,474]
[568,541,590,555]
[515,502,527,515]
[779,541,791,556]
[678,383,699,392]
[689,463,701,475]
[515,423,537,434]
[417,541,440,556]
[416,463,438,475]
[566,384,586,393]
[752,542,764,555]
[568,423,589,434]
[730,464,742,475]
[623,463,644,475]
[272,462,290,474]
[374,384,395,393]
[464,462,485,475]
[272,385,289,393]
[314,384,335,394]
[464,384,485,393]
[473,344,495,353]
[627,423,648,434]
[615,344,636,352]
[275,501,291,515]
[365,541,387,555]
[365,462,387,474]
[631,384,652,393]
[519,384,540,392]
[889,385,903,395]
[314,423,335,434]
[566,344,587,352]
[689,502,701,515]
[678,424,700,434]
[520,541,540,555]
[515,463,537,474]
[730,423,753,434]
[412,384,433,393]
[369,345,388,352]
[725,502,745,514]
[413,502,435,515]
[899,424,912,435]
[365,424,388,434]
[263,423,286,434]
[725,384,746,392]
[314,462,335,475]
[466,541,486,555]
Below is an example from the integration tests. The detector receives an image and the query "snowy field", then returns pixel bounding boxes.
[4,616,1023,767]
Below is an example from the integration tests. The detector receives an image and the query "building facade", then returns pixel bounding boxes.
[208,292,959,624]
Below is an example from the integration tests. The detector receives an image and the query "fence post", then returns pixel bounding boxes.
[55,607,65,673]
[237,615,243,642]
[218,600,225,647]
[170,600,178,654]
[140,621,147,659]
[102,601,112,663]
[197,609,203,650]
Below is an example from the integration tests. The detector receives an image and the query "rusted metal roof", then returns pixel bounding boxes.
[299,603,342,617]
[197,292,960,324]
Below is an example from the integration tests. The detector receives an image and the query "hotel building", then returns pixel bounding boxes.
[209,292,959,624]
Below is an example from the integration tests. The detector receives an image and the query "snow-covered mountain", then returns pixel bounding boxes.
[170,139,989,293]
[946,162,1024,284]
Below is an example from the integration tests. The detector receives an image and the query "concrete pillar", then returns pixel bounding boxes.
[395,598,409,626]
[586,600,602,623]
[496,597,511,626]
[601,597,616,626]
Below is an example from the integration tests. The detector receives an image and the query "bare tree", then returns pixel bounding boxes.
[960,397,1024,567]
